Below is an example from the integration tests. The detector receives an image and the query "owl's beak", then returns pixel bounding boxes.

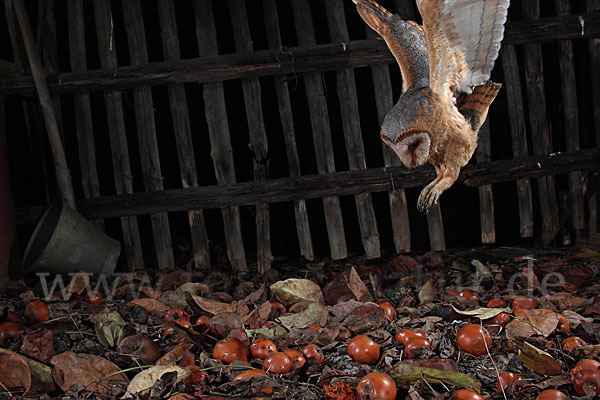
[383,131,430,169]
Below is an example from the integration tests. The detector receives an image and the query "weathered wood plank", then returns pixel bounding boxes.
[67,0,103,229]
[522,0,560,243]
[588,0,600,233]
[475,120,495,244]
[122,0,174,270]
[93,0,144,271]
[157,0,210,270]
[40,0,63,143]
[11,149,592,224]
[555,0,585,232]
[6,10,600,96]
[263,0,314,261]
[192,0,246,272]
[325,0,380,259]
[291,0,347,260]
[500,45,534,238]
[228,0,273,273]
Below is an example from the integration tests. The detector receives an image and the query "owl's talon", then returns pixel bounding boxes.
[417,187,439,213]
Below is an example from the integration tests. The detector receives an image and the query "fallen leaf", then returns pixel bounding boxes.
[389,255,419,272]
[391,363,481,392]
[505,309,559,340]
[270,278,324,306]
[401,358,458,372]
[471,259,491,278]
[348,267,372,302]
[156,343,194,366]
[451,306,512,321]
[242,284,266,304]
[156,270,192,291]
[126,365,190,397]
[342,303,388,334]
[0,348,55,393]
[175,282,209,297]
[245,326,287,340]
[158,291,189,310]
[128,298,171,316]
[65,271,91,297]
[93,308,126,348]
[518,342,562,376]
[243,301,271,329]
[568,248,600,261]
[21,328,54,363]
[51,351,128,393]
[561,310,593,330]
[419,280,437,305]
[189,295,236,315]
[278,302,328,331]
[0,353,31,393]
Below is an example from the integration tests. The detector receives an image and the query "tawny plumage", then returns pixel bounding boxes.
[353,0,509,212]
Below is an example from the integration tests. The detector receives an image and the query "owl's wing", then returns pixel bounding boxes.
[417,0,509,97]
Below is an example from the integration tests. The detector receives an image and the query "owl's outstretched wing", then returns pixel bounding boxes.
[417,0,509,97]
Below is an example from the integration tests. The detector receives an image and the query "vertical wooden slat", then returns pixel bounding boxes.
[40,0,63,142]
[394,0,445,251]
[157,0,210,270]
[500,45,534,238]
[121,0,174,270]
[522,0,560,243]
[291,0,347,260]
[367,28,411,253]
[263,0,314,261]
[325,0,380,259]
[555,0,585,233]
[588,0,600,234]
[67,0,103,229]
[475,120,495,243]
[93,0,144,270]
[192,0,247,272]
[228,0,273,273]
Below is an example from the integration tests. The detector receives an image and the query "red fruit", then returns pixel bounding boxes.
[456,324,492,356]
[187,366,209,385]
[87,291,103,305]
[376,300,397,321]
[487,298,508,308]
[284,349,306,368]
[336,326,352,341]
[305,324,321,330]
[512,297,537,310]
[263,352,293,374]
[116,334,161,364]
[452,389,484,400]
[395,329,426,346]
[250,338,277,360]
[535,389,569,400]
[163,308,190,328]
[556,313,570,334]
[0,321,22,346]
[404,336,431,359]
[356,372,397,400]
[270,302,286,316]
[487,312,511,325]
[234,369,267,380]
[571,359,600,396]
[302,344,324,364]
[458,290,479,303]
[561,336,586,352]
[24,301,50,323]
[228,329,249,347]
[213,337,249,364]
[347,334,380,364]
[195,316,210,329]
[496,371,524,393]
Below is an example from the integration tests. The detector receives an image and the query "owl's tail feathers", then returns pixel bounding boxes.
[352,0,393,35]
[457,81,502,132]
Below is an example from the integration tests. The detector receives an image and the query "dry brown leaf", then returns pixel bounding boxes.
[189,295,236,315]
[156,343,194,366]
[128,298,171,317]
[561,310,593,330]
[419,280,437,305]
[0,353,32,393]
[242,284,266,304]
[126,365,190,396]
[156,270,192,291]
[93,308,126,348]
[21,328,54,363]
[139,286,164,299]
[278,302,329,331]
[270,278,324,306]
[0,348,55,393]
[518,342,562,376]
[50,351,128,393]
[243,301,272,329]
[64,271,91,297]
[506,309,558,340]
[348,266,372,302]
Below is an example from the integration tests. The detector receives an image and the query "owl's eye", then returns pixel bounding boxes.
[386,131,430,169]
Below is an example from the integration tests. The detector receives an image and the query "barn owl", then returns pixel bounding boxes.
[352,0,509,212]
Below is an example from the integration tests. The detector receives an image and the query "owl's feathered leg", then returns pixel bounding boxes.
[417,165,460,213]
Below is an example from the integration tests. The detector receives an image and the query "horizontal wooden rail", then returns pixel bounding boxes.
[15,148,599,224]
[3,12,600,95]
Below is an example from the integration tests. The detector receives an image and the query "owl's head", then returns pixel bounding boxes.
[381,130,430,169]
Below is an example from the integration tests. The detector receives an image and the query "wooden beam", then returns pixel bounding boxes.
[15,149,599,224]
[4,12,600,96]
[475,120,495,244]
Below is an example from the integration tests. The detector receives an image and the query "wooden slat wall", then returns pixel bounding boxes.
[157,0,210,270]
[589,0,600,234]
[93,0,144,271]
[4,0,600,274]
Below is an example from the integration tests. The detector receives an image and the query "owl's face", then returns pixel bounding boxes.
[382,130,430,169]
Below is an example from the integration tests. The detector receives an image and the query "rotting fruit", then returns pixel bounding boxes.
[487,312,511,325]
[456,324,492,356]
[347,334,380,364]
[0,321,22,347]
[487,298,507,308]
[250,338,277,359]
[24,300,50,323]
[263,352,293,374]
[376,300,397,321]
[561,336,586,353]
[512,297,537,310]
[404,336,432,359]
[535,389,569,400]
[571,359,600,396]
[116,334,161,364]
[496,371,524,393]
[284,349,306,369]
[556,313,570,334]
[163,308,191,328]
[356,372,397,400]
[458,289,479,303]
[302,344,324,364]
[452,389,484,400]
[213,337,249,364]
